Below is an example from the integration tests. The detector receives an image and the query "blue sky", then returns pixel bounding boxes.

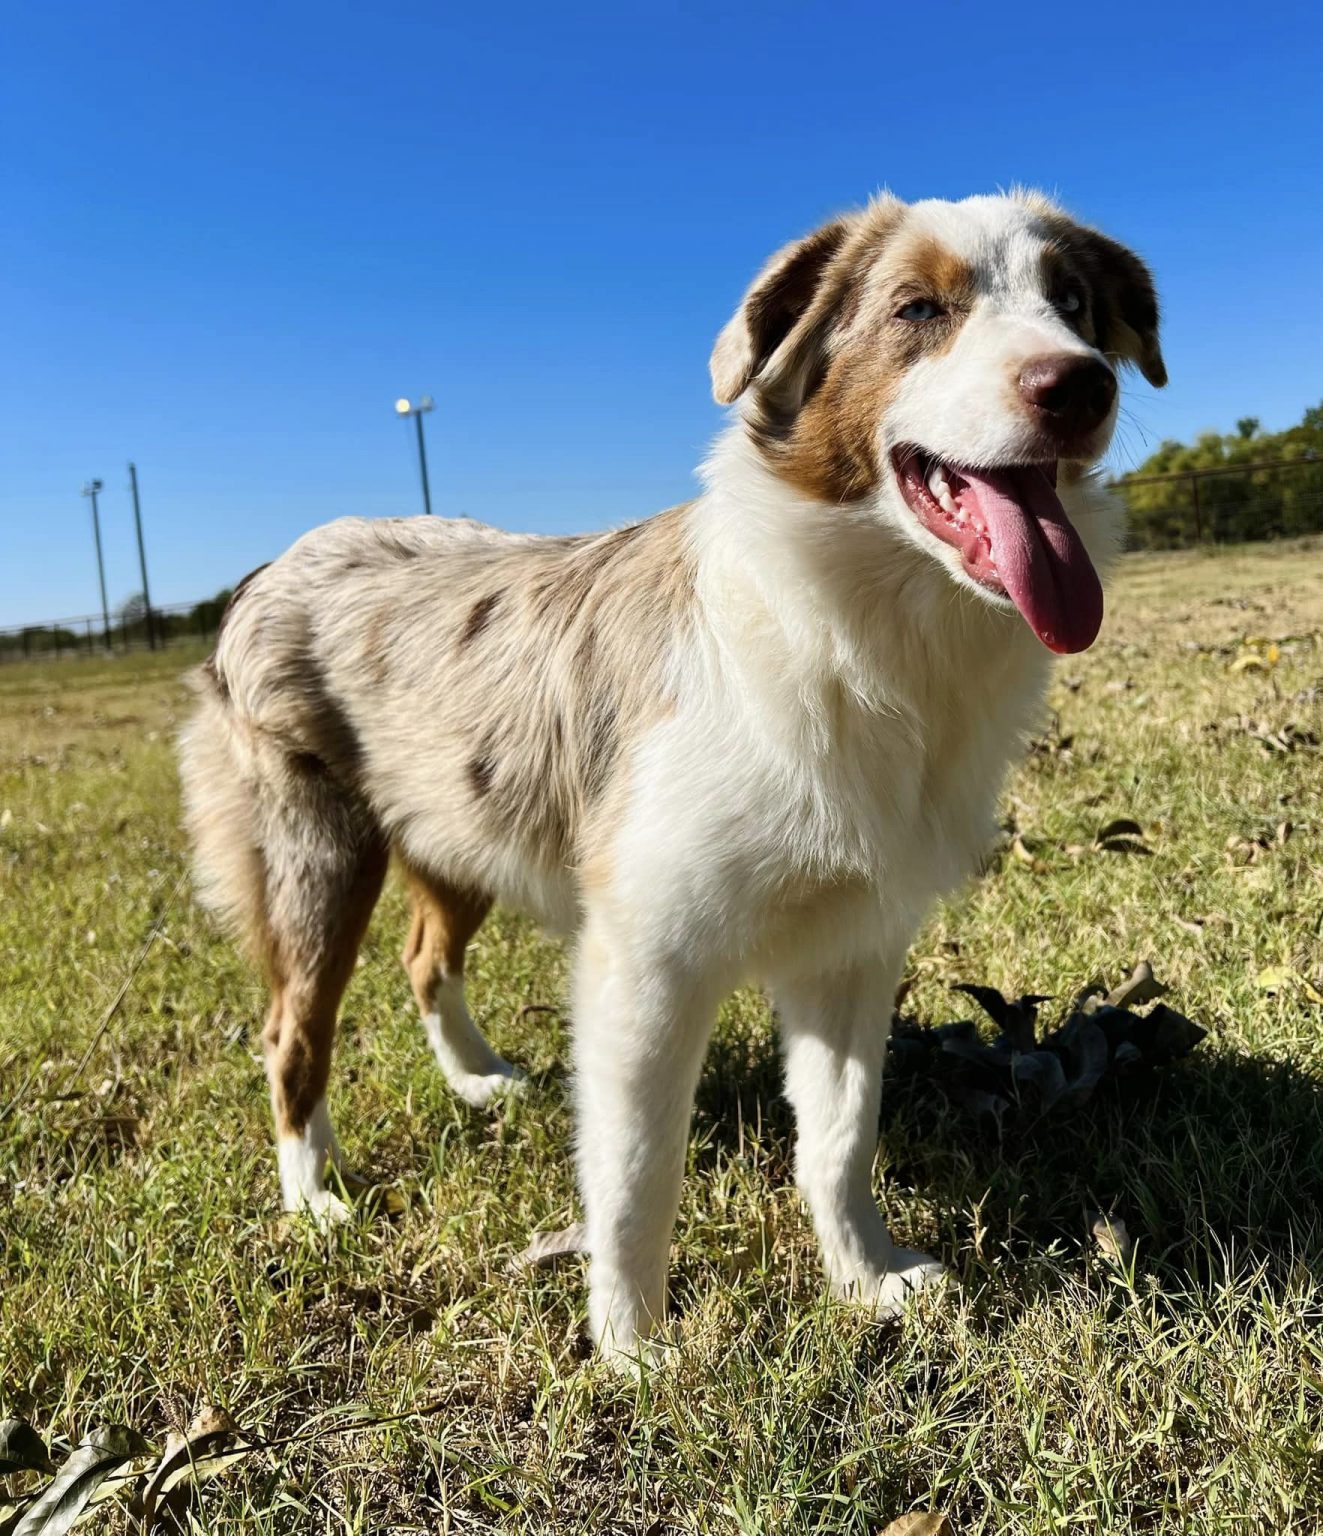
[3,1,1320,627]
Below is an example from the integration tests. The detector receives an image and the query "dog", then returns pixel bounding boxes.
[179,189,1164,1364]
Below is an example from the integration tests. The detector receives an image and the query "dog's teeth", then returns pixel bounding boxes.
[938,490,959,516]
[925,463,949,501]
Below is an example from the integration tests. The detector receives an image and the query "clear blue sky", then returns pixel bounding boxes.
[3,1,1320,627]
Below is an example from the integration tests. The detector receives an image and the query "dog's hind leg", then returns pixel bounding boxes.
[401,869,523,1107]
[259,782,388,1224]
[181,685,389,1222]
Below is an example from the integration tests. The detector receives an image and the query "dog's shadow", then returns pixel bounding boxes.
[691,1016,1323,1298]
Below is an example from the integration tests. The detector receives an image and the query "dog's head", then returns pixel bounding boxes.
[710,191,1165,654]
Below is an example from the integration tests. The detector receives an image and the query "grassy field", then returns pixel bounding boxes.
[3,539,1323,1534]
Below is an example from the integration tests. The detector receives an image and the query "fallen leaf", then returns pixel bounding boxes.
[1090,1213,1133,1263]
[1007,833,1050,873]
[1229,652,1268,674]
[1258,966,1323,1006]
[1053,1014,1109,1104]
[138,1406,249,1531]
[1011,1049,1067,1108]
[1104,961,1167,1011]
[0,1420,51,1477]
[877,1515,955,1536]
[10,1425,152,1536]
[1256,966,1295,995]
[508,1222,589,1274]
[952,985,1049,1053]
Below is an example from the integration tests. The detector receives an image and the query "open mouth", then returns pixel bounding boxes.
[891,447,1103,654]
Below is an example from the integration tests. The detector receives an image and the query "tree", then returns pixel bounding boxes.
[1115,400,1323,549]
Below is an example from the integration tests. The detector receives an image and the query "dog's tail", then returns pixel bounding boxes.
[177,662,274,970]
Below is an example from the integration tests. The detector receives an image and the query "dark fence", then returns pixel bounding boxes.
[1114,455,1323,550]
[0,599,226,666]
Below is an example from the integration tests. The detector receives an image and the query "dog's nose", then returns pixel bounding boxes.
[1018,355,1117,437]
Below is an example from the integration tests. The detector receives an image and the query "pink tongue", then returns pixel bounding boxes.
[958,466,1103,653]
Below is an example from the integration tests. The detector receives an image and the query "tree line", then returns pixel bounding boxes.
[0,588,234,660]
[1115,400,1323,549]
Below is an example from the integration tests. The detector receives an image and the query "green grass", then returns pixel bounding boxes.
[2,540,1323,1534]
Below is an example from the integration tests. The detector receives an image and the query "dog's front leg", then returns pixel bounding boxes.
[774,960,946,1317]
[572,919,719,1367]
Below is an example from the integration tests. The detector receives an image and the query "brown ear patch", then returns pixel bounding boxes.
[745,220,975,504]
[710,217,856,406]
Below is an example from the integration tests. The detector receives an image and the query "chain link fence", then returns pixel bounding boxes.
[0,598,227,666]
[1113,455,1323,550]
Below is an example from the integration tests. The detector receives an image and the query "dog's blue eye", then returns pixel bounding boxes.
[897,299,943,322]
[1058,290,1083,315]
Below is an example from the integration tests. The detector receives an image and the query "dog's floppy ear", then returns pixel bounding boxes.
[1079,229,1167,389]
[710,216,855,407]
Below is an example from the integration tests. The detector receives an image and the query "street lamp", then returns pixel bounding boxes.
[394,395,435,516]
[81,479,112,649]
[127,463,157,650]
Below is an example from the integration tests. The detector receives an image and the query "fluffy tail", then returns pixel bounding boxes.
[177,666,272,969]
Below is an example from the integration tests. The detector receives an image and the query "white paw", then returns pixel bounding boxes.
[590,1306,672,1378]
[451,1061,526,1108]
[294,1189,354,1230]
[837,1249,948,1320]
[594,1329,674,1379]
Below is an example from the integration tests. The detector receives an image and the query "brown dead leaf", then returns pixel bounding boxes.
[508,1222,589,1274]
[877,1515,956,1536]
[1090,1212,1133,1263]
[1104,961,1167,1011]
[138,1404,249,1530]
[1010,834,1048,873]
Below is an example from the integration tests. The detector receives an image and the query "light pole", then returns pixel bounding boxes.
[394,395,435,515]
[127,463,157,650]
[81,479,112,649]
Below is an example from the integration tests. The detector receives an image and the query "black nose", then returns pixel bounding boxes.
[1018,355,1117,437]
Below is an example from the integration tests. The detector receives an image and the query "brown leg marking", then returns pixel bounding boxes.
[264,841,389,1138]
[401,870,492,1011]
[400,868,522,1104]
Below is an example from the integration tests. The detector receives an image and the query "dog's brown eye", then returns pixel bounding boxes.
[896,299,944,322]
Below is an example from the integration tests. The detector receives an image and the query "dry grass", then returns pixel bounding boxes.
[2,538,1322,1533]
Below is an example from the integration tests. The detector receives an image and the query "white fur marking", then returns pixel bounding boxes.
[423,980,524,1108]
[277,1098,350,1225]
